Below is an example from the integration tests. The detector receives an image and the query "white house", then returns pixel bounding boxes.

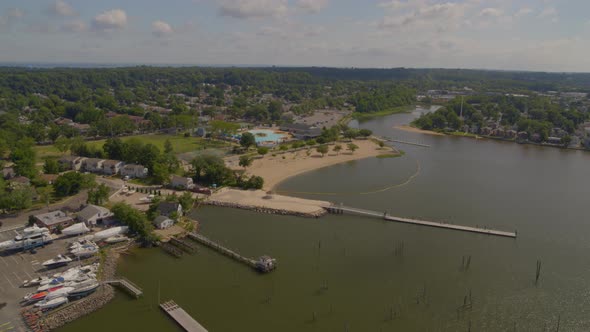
[77,204,115,226]
[170,175,194,189]
[83,158,105,173]
[121,164,148,178]
[152,215,174,229]
[59,156,86,171]
[102,160,124,175]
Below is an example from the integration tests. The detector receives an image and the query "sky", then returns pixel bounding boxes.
[0,0,589,72]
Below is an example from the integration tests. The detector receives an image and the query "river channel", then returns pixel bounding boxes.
[61,107,590,331]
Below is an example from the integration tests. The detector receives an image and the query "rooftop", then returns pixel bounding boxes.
[34,210,72,226]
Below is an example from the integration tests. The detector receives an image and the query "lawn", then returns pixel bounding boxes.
[34,134,230,160]
[352,105,414,120]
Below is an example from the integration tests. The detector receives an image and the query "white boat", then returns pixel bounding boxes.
[93,226,129,241]
[21,277,48,288]
[104,235,129,244]
[70,244,99,258]
[35,296,68,310]
[61,223,90,236]
[44,286,74,300]
[0,226,52,251]
[42,255,73,269]
[68,281,99,297]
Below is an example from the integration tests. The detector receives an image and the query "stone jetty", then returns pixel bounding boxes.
[206,188,329,218]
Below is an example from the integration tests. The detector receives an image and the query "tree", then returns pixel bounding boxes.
[191,154,233,186]
[151,162,170,185]
[343,129,359,140]
[164,139,174,154]
[178,192,194,213]
[240,132,256,149]
[358,129,373,137]
[333,144,342,154]
[239,155,253,169]
[11,140,37,179]
[245,175,264,189]
[111,202,156,243]
[37,186,53,209]
[43,159,61,174]
[306,139,316,146]
[347,143,359,154]
[0,187,33,212]
[562,135,572,147]
[54,136,71,154]
[53,172,95,197]
[378,141,385,148]
[103,137,126,160]
[316,145,329,157]
[87,183,110,205]
[257,147,269,156]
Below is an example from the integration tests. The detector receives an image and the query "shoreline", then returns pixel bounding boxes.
[394,125,445,136]
[243,139,397,191]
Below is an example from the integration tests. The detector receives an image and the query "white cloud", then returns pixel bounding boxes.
[479,8,503,18]
[61,20,87,33]
[378,2,468,30]
[0,8,24,31]
[296,0,329,13]
[538,7,558,22]
[152,20,174,37]
[92,9,127,32]
[514,7,532,18]
[48,0,76,17]
[218,0,288,19]
[378,0,422,11]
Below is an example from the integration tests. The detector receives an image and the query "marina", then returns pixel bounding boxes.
[160,300,208,332]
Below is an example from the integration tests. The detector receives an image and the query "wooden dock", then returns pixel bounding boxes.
[187,232,276,272]
[326,205,516,238]
[104,277,143,298]
[160,300,208,332]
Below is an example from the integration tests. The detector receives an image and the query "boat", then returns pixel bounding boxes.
[44,286,74,300]
[23,286,63,302]
[68,281,99,297]
[70,243,99,258]
[21,277,48,288]
[0,225,52,251]
[104,235,129,244]
[93,226,129,241]
[61,223,90,236]
[35,296,68,310]
[42,255,73,269]
[37,277,65,291]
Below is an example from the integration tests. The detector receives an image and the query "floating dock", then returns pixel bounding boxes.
[160,300,208,332]
[326,205,516,238]
[103,277,143,298]
[187,232,276,272]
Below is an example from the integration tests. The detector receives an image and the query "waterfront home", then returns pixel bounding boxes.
[170,175,194,190]
[152,215,174,229]
[517,131,529,140]
[59,156,86,171]
[480,127,492,135]
[102,160,124,175]
[547,137,562,145]
[156,202,183,219]
[121,164,148,178]
[530,133,542,143]
[34,210,74,233]
[77,204,115,226]
[505,130,517,139]
[83,158,105,173]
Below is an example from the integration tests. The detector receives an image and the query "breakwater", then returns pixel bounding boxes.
[203,200,326,218]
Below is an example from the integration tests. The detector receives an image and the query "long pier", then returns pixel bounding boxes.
[104,277,143,298]
[160,300,208,332]
[326,205,516,238]
[382,137,431,148]
[186,232,276,272]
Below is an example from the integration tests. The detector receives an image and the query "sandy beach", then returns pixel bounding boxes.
[239,139,396,190]
[394,125,446,136]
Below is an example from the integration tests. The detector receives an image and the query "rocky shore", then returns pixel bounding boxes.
[204,199,327,218]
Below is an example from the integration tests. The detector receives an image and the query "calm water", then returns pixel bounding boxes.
[61,107,590,331]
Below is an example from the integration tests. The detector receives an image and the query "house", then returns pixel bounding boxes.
[59,156,86,171]
[102,160,124,175]
[517,131,529,140]
[156,202,183,218]
[170,175,194,190]
[530,133,542,143]
[34,210,74,233]
[8,176,30,189]
[504,130,517,139]
[77,204,115,226]
[152,215,174,229]
[82,158,105,173]
[547,137,562,145]
[121,164,148,178]
[2,167,15,180]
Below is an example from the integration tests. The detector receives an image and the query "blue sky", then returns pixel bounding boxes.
[0,0,588,71]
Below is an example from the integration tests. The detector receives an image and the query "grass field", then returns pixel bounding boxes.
[352,105,414,121]
[34,134,229,160]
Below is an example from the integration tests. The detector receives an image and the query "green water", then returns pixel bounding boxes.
[61,108,590,331]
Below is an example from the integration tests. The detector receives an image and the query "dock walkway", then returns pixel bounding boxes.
[326,205,516,238]
[381,137,431,147]
[160,300,208,332]
[104,277,143,298]
[187,232,276,272]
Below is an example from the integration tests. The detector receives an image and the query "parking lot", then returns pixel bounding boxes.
[0,227,78,332]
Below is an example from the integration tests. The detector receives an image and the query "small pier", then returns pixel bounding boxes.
[160,300,208,332]
[104,277,143,298]
[326,205,516,238]
[187,232,276,273]
[170,237,198,253]
[382,137,431,148]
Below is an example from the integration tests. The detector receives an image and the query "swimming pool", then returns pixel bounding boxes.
[247,129,289,144]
